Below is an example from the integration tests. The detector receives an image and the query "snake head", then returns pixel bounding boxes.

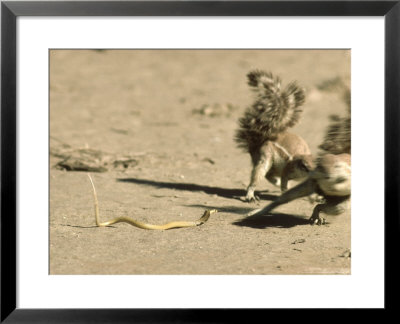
[198,209,218,225]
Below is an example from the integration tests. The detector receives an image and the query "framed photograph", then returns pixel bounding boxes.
[1,0,398,321]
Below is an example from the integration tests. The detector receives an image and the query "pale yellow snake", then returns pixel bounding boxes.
[88,174,216,230]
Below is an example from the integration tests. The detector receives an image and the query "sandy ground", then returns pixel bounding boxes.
[49,49,351,274]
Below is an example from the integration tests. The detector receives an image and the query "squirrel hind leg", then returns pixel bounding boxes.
[246,155,273,202]
[310,197,350,225]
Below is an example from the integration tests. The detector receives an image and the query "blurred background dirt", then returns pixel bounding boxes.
[50,49,351,274]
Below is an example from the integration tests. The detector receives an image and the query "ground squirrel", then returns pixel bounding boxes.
[235,70,313,202]
[248,89,351,225]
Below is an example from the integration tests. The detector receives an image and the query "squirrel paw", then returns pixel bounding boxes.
[309,215,326,226]
[245,193,260,203]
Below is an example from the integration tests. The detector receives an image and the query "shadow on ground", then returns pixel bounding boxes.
[186,204,255,215]
[118,178,278,201]
[233,212,311,229]
[58,224,99,229]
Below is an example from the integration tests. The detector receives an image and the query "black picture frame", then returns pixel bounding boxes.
[1,0,399,322]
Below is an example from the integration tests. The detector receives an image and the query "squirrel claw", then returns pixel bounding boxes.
[245,194,260,203]
[310,215,326,226]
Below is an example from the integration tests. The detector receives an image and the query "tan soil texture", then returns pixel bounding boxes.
[50,49,351,275]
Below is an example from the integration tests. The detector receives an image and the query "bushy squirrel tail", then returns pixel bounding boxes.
[235,70,306,153]
[319,88,351,155]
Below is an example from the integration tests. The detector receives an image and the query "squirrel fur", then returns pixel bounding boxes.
[247,85,351,225]
[235,70,313,202]
[319,88,351,155]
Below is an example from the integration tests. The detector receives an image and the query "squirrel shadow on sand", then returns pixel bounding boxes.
[233,212,311,229]
[117,178,278,201]
[186,204,313,228]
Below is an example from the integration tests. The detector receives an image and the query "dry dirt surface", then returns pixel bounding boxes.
[50,49,351,274]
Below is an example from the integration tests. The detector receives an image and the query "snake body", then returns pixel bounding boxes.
[88,174,216,230]
[94,210,215,229]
